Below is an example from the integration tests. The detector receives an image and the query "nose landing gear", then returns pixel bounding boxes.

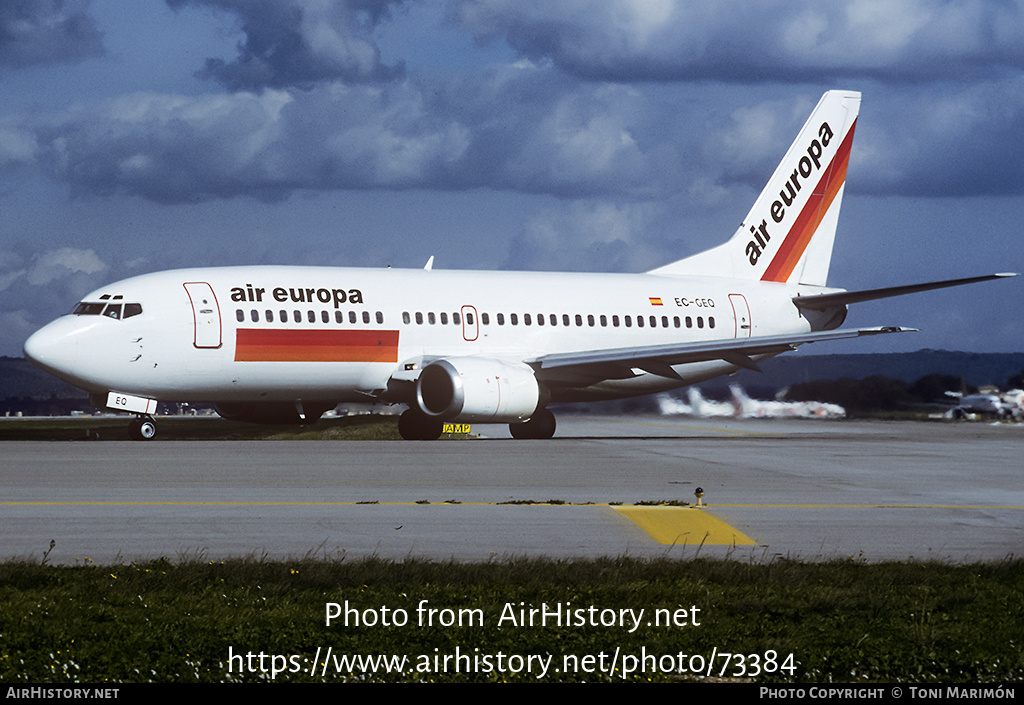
[128,416,157,441]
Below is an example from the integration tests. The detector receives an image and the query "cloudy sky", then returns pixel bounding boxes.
[1,0,1021,358]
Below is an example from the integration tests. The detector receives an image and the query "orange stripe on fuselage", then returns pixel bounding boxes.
[234,329,399,362]
[761,119,856,283]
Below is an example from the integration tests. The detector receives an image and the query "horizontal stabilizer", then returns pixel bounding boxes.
[793,273,1018,311]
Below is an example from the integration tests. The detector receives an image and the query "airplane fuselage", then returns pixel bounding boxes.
[24,265,825,407]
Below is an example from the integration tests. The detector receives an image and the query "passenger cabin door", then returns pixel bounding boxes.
[183,282,222,348]
[729,294,752,338]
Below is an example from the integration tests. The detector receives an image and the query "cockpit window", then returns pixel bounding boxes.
[72,302,105,315]
[71,301,143,319]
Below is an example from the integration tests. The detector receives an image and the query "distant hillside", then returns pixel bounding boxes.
[706,350,1024,397]
[0,357,86,400]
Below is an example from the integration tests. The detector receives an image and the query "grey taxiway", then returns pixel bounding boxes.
[2,416,1021,564]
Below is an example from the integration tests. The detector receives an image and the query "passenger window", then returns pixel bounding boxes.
[281,310,287,323]
[637,316,644,328]
[524,313,531,325]
[600,315,607,327]
[376,312,384,324]
[440,312,448,325]
[403,312,410,324]
[625,316,632,328]
[428,312,436,324]
[349,311,357,324]
[415,312,423,324]
[236,309,244,322]
[709,317,715,329]
[510,313,518,326]
[482,313,490,325]
[536,314,544,326]
[587,315,595,327]
[466,313,474,325]
[575,314,582,326]
[307,310,316,323]
[673,316,680,328]
[697,317,704,329]
[562,314,570,326]
[686,316,692,328]
[612,315,619,327]
[322,310,329,323]
[497,313,505,325]
[267,310,274,323]
[336,311,344,324]
[453,312,461,325]
[293,310,301,323]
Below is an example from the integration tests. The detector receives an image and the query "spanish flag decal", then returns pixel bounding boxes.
[235,329,399,363]
[649,297,664,306]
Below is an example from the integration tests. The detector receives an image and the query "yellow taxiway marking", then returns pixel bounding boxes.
[613,506,755,546]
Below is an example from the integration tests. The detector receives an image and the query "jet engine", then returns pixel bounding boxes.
[415,357,541,422]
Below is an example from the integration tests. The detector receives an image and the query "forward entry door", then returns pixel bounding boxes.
[183,282,222,348]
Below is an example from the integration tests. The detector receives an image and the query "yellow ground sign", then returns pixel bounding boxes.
[613,506,755,546]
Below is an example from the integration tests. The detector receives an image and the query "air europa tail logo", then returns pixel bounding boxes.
[745,121,835,267]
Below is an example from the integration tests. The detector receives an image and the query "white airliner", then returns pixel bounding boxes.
[22,90,1016,440]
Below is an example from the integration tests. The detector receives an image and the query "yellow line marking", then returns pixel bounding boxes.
[713,504,1024,509]
[613,506,755,546]
[2,502,1020,509]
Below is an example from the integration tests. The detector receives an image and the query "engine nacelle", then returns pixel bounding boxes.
[415,357,541,422]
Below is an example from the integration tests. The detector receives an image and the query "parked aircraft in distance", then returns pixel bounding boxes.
[23,90,1017,440]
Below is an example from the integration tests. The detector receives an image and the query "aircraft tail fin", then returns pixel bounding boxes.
[650,90,860,286]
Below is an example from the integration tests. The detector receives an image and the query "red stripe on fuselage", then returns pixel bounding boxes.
[761,118,856,283]
[234,329,399,362]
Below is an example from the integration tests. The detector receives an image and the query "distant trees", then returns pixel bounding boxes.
[784,373,978,413]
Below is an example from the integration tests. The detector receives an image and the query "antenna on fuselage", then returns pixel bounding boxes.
[424,256,434,271]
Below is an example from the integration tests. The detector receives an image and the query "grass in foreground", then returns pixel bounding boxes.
[0,556,1021,683]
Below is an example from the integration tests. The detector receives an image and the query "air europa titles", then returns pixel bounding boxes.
[745,121,835,267]
[230,283,364,309]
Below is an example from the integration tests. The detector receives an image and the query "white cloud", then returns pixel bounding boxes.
[25,248,106,286]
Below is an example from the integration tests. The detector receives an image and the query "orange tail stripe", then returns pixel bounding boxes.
[761,119,856,283]
[235,329,399,362]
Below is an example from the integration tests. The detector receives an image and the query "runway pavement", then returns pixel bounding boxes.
[2,415,1022,564]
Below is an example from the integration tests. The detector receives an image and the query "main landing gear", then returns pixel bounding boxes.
[128,415,157,441]
[397,407,557,440]
[509,408,556,439]
[398,408,443,441]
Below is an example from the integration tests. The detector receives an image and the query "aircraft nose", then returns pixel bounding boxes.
[23,319,78,378]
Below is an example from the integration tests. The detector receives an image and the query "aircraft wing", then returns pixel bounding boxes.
[528,326,913,382]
